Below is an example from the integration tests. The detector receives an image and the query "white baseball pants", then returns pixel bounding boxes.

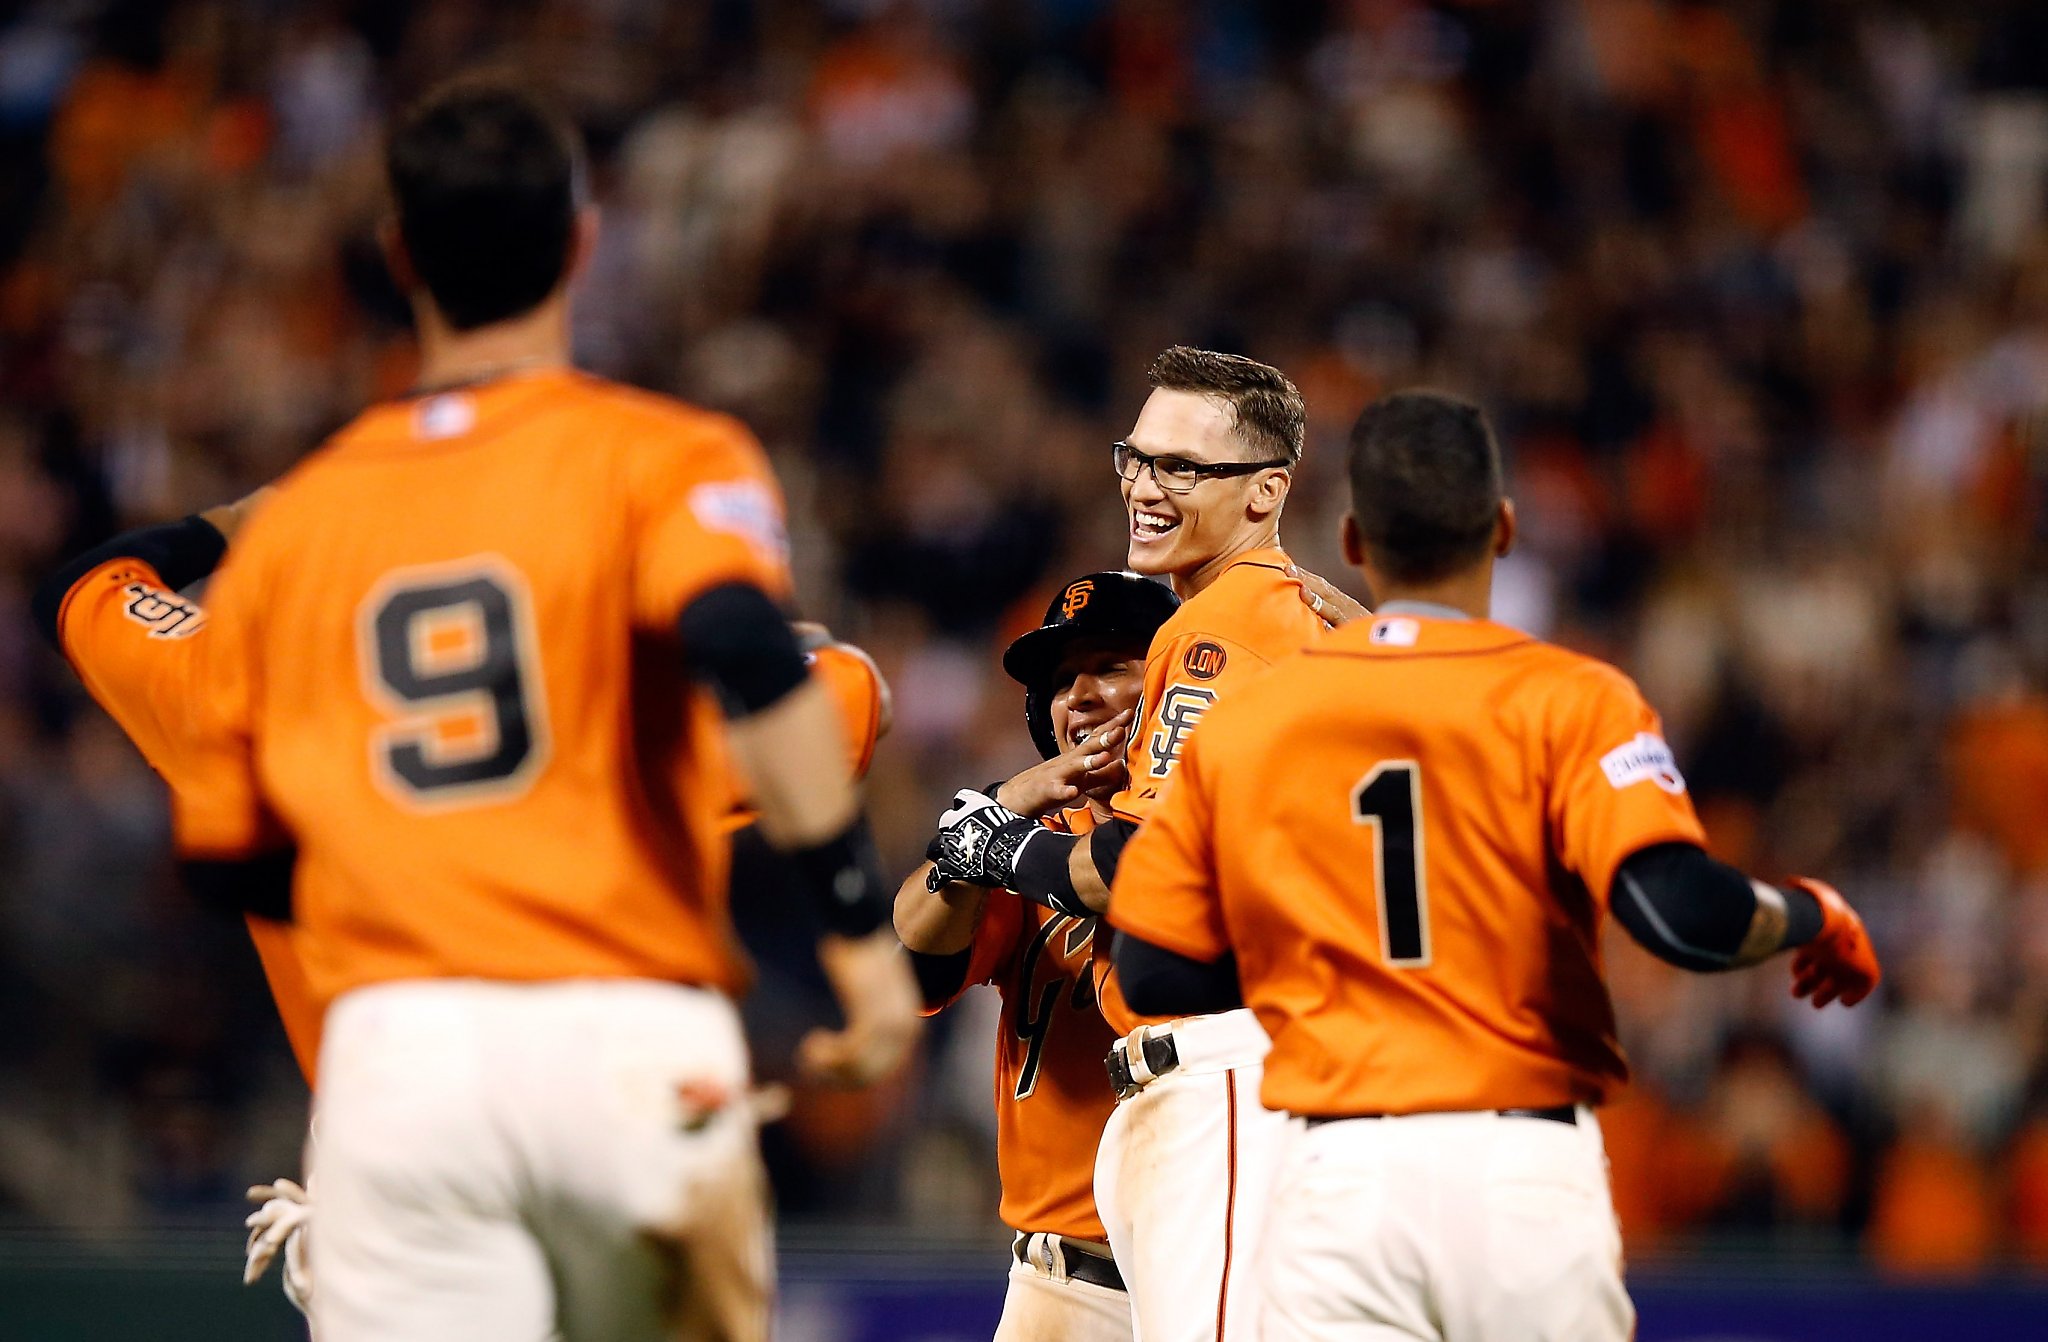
[1093,1008,1294,1341]
[992,1233,1135,1342]
[310,979,771,1342]
[1259,1107,1632,1342]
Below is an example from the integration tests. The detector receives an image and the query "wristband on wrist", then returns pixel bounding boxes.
[786,815,890,937]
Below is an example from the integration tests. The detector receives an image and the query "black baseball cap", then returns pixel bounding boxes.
[1003,571,1179,758]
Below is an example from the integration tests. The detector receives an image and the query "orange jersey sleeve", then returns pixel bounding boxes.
[629,414,792,628]
[1105,733,1228,962]
[56,553,320,1080]
[1549,662,1709,902]
[54,555,209,773]
[717,640,887,834]
[168,528,284,863]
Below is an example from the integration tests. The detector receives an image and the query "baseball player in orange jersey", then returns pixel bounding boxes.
[30,489,892,1320]
[1110,391,1882,1342]
[899,571,1180,1341]
[162,78,918,1342]
[926,348,1331,1340]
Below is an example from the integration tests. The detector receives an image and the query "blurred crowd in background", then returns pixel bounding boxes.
[2,0,2048,1278]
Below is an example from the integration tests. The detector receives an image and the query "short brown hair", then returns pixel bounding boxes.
[388,75,585,331]
[1147,346,1306,466]
[1346,391,1503,585]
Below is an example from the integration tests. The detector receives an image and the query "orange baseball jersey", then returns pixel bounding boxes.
[50,553,322,1081]
[1099,546,1325,1036]
[926,809,1118,1241]
[719,641,886,835]
[174,369,793,1021]
[1109,611,1709,1117]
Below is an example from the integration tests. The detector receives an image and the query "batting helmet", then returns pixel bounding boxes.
[1003,571,1180,759]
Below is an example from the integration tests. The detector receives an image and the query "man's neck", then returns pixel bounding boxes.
[1366,566,1492,621]
[412,296,572,393]
[1174,527,1280,600]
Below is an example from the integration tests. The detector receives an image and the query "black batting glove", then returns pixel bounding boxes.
[925,788,1039,891]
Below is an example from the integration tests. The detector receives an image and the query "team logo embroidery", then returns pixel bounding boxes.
[689,480,791,565]
[121,583,205,639]
[1370,618,1419,647]
[1184,641,1227,680]
[1600,732,1687,795]
[1060,580,1095,619]
[1148,684,1217,777]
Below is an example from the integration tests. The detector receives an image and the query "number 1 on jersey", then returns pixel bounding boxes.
[1352,761,1431,967]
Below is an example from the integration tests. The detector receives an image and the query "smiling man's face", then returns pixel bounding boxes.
[1121,388,1281,582]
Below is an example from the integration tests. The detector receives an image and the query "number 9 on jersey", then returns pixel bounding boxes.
[358,557,551,808]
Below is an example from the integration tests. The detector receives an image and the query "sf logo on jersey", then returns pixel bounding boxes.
[1148,684,1217,777]
[121,583,205,639]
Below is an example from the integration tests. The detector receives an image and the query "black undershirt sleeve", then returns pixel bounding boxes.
[1088,818,1139,890]
[675,582,889,938]
[1610,841,1823,972]
[32,515,228,648]
[178,849,296,923]
[1112,930,1244,1016]
[908,948,974,1009]
[674,581,810,718]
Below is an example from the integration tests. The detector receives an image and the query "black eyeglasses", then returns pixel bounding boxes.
[1112,441,1285,494]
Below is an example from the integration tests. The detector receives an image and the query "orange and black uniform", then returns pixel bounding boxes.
[920,808,1118,1241]
[1095,547,1325,1036]
[1110,609,1708,1116]
[173,370,795,1025]
[43,541,323,1079]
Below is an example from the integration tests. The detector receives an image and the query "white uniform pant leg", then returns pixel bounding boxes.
[1259,1109,1633,1342]
[311,980,768,1342]
[992,1249,1135,1342]
[1092,1060,1292,1341]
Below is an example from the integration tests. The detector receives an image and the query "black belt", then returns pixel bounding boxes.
[1013,1234,1126,1292]
[1104,1032,1180,1101]
[1304,1104,1578,1128]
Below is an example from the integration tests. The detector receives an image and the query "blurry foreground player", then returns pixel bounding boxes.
[167,77,917,1342]
[897,572,1178,1341]
[926,348,1328,1340]
[1110,392,1882,1342]
[32,495,891,1316]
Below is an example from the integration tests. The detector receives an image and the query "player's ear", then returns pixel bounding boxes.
[379,219,419,294]
[1248,466,1290,521]
[1494,498,1517,558]
[1340,511,1365,568]
[566,206,601,283]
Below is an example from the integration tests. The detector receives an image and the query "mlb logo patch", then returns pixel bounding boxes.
[1370,618,1420,647]
[416,394,477,440]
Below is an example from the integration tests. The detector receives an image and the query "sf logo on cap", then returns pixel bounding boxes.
[1061,580,1095,619]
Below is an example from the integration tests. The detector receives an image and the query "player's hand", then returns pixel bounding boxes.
[201,485,277,544]
[925,788,1039,890]
[244,1176,314,1314]
[801,929,921,1086]
[995,710,1133,817]
[1786,878,1881,1008]
[1287,564,1370,628]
